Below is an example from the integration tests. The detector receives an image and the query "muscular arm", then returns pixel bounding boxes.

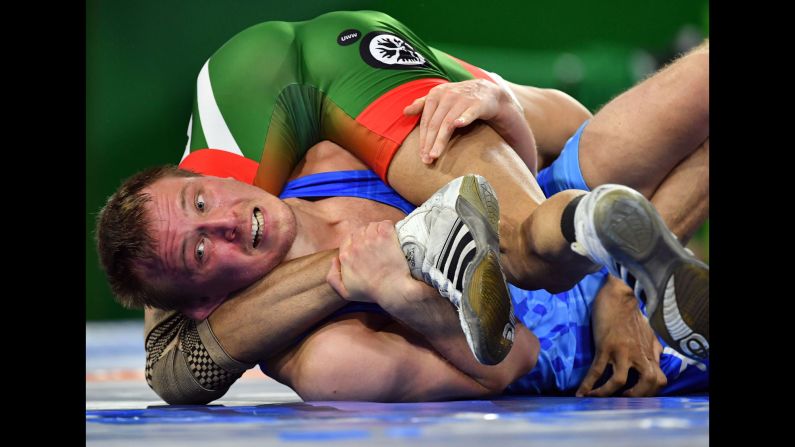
[371,279,537,395]
[266,309,535,402]
[208,249,347,362]
[265,314,490,402]
[144,249,347,404]
[404,78,592,172]
[325,221,537,397]
[506,83,593,170]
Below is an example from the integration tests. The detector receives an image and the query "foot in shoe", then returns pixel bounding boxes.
[569,184,709,360]
[396,175,516,365]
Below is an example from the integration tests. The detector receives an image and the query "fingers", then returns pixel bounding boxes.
[621,338,665,397]
[427,102,473,161]
[623,364,669,397]
[622,365,657,397]
[364,220,396,241]
[408,80,500,164]
[374,220,396,238]
[326,256,350,299]
[576,354,608,397]
[455,106,480,128]
[364,220,380,239]
[403,96,426,116]
[422,93,468,163]
[657,368,668,390]
[585,352,667,398]
[418,93,439,164]
[587,356,630,397]
[348,221,403,268]
[653,338,664,359]
[332,221,415,305]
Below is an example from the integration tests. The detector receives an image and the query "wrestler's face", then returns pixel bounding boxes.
[142,175,297,319]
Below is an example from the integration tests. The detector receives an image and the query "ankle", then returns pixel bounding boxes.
[560,194,585,244]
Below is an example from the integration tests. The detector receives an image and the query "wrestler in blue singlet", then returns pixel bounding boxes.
[271,137,709,395]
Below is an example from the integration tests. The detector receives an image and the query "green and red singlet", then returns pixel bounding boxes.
[179,10,495,194]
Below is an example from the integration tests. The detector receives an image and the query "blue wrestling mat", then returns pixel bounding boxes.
[86,321,708,446]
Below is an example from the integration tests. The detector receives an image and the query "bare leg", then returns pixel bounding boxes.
[592,138,709,299]
[580,42,709,200]
[577,42,710,302]
[573,43,710,360]
[647,139,709,244]
[587,139,709,363]
[388,123,596,293]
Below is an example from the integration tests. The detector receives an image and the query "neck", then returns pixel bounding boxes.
[282,198,344,261]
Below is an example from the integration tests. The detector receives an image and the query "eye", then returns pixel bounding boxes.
[196,239,206,263]
[196,193,206,211]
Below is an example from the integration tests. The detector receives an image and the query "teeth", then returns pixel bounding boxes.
[251,214,257,246]
[251,209,264,247]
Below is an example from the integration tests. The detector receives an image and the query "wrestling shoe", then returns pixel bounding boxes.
[570,184,709,361]
[396,175,516,365]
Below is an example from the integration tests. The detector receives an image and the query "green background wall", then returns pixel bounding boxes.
[86,0,709,320]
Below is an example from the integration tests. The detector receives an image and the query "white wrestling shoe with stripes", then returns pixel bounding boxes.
[395,175,516,365]
[570,184,709,361]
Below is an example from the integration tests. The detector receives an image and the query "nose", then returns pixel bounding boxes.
[200,213,238,241]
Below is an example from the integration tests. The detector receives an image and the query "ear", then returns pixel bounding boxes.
[181,295,226,321]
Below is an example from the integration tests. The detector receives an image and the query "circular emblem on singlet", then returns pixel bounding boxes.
[359,32,428,69]
[337,29,361,46]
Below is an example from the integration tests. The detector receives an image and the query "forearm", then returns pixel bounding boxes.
[382,281,536,392]
[329,221,536,393]
[208,249,348,363]
[490,98,538,174]
[508,83,593,169]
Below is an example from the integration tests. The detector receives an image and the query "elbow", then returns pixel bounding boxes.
[487,325,536,393]
[154,387,218,406]
[147,357,230,405]
[473,365,524,395]
[481,379,510,395]
[486,366,528,394]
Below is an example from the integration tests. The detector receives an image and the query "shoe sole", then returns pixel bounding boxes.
[592,188,709,360]
[454,175,516,365]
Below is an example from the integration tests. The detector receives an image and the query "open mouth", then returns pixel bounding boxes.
[251,208,264,248]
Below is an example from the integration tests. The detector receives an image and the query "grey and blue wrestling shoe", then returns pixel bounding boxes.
[571,184,709,361]
[396,175,516,365]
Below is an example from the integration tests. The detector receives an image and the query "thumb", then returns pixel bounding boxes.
[326,256,350,299]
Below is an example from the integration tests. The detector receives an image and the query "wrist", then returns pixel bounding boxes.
[491,101,526,141]
[380,279,433,316]
[600,277,638,308]
[487,71,523,113]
